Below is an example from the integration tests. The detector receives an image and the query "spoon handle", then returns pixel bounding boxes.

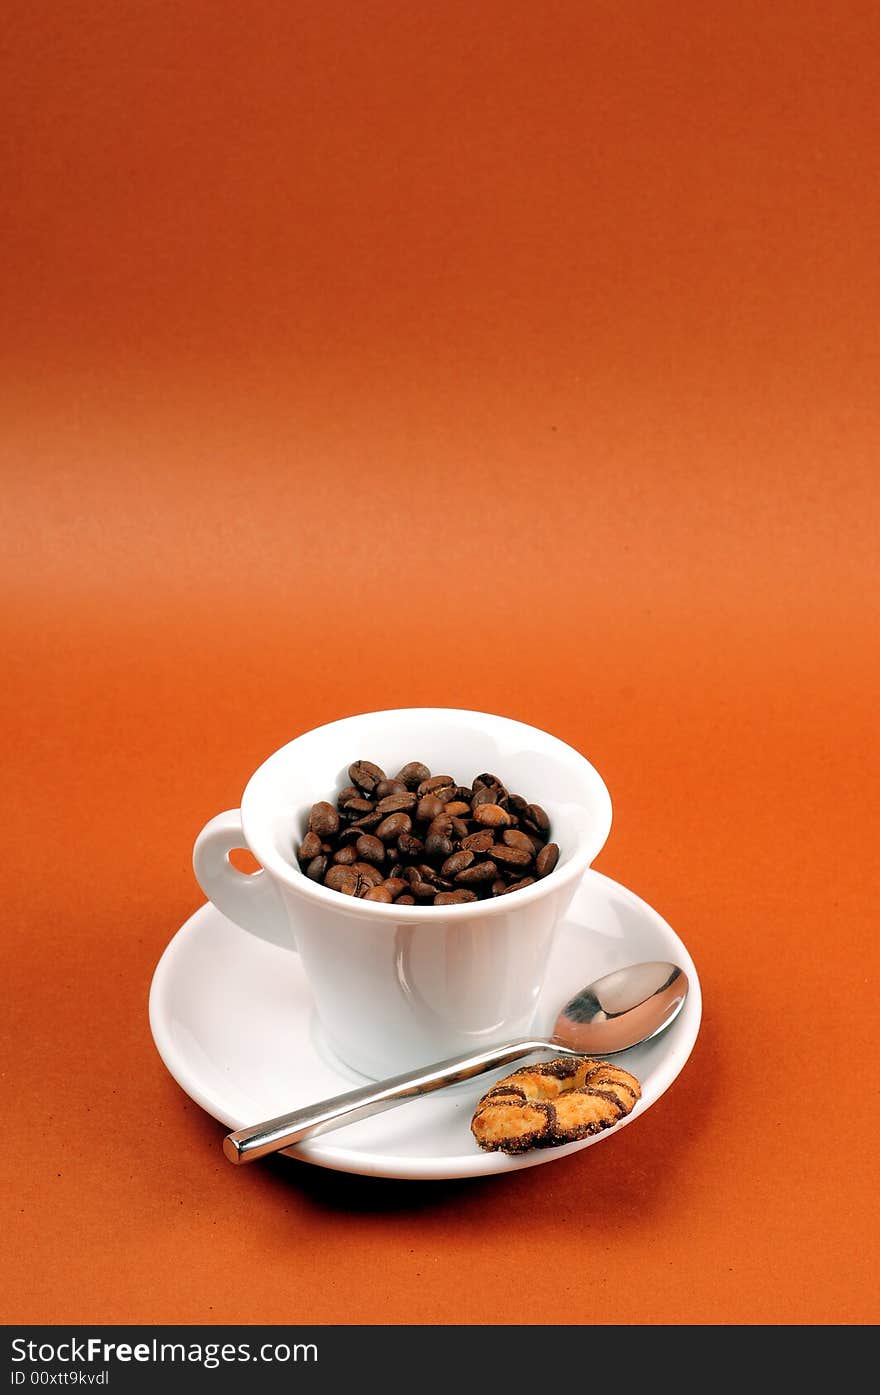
[223,1037,563,1164]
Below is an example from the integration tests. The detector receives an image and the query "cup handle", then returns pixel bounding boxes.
[193,810,295,952]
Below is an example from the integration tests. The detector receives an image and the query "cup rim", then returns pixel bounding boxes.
[240,706,612,921]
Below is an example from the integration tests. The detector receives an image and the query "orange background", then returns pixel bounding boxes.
[2,1,878,1326]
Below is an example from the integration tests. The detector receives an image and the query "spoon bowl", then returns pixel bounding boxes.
[223,959,689,1164]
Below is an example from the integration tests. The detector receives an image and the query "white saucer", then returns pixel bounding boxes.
[149,871,702,1180]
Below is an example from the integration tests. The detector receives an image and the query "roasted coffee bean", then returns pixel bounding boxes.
[308,801,340,837]
[332,844,358,865]
[499,876,536,894]
[473,803,512,828]
[397,831,425,858]
[363,885,393,902]
[490,844,532,869]
[416,794,446,822]
[461,829,496,853]
[443,800,471,818]
[352,861,384,886]
[355,834,384,865]
[455,860,498,885]
[490,878,508,896]
[449,816,470,840]
[375,778,408,799]
[375,791,417,815]
[349,811,382,830]
[298,830,322,862]
[348,759,386,793]
[340,795,374,816]
[324,865,358,895]
[502,828,535,853]
[417,775,456,797]
[375,812,412,842]
[395,893,415,905]
[306,854,328,881]
[536,842,559,877]
[417,863,445,887]
[426,815,453,837]
[471,784,502,809]
[525,803,550,833]
[425,831,454,860]
[472,772,502,789]
[337,825,365,845]
[434,889,479,905]
[382,878,409,898]
[411,879,437,899]
[441,850,474,877]
[396,761,431,788]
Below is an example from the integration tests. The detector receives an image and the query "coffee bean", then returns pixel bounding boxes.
[382,878,409,898]
[305,854,328,881]
[441,850,474,877]
[348,760,386,793]
[375,779,408,799]
[397,831,425,858]
[442,800,471,818]
[536,842,559,877]
[363,885,393,902]
[461,829,496,853]
[352,862,384,886]
[395,894,415,905]
[332,845,358,865]
[375,792,417,815]
[411,880,437,899]
[502,829,535,853]
[375,812,412,842]
[471,784,502,809]
[396,761,431,789]
[324,865,358,895]
[340,795,374,816]
[298,830,323,862]
[472,772,502,789]
[416,794,445,822]
[417,775,456,797]
[355,834,384,865]
[473,803,511,828]
[449,816,470,839]
[490,878,508,896]
[337,825,364,845]
[490,844,532,869]
[308,801,340,837]
[434,890,479,905]
[499,876,536,894]
[455,860,498,885]
[525,803,550,833]
[506,794,530,820]
[425,832,454,860]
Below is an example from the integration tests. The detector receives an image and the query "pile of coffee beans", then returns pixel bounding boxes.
[295,760,559,906]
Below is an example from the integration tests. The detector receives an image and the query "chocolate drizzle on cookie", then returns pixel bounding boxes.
[471,1057,642,1154]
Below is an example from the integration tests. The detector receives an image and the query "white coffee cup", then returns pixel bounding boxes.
[193,707,612,1079]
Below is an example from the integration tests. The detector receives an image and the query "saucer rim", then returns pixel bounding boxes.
[149,870,702,1180]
